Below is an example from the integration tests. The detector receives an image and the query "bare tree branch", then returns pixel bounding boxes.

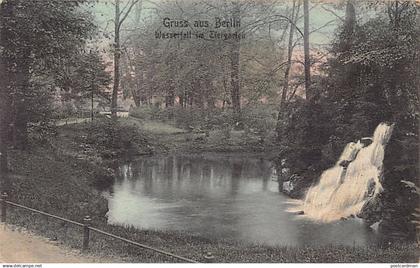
[321,5,345,21]
[119,0,141,29]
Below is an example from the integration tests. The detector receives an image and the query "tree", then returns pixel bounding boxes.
[0,28,9,191]
[275,0,302,141]
[230,2,242,127]
[0,0,96,148]
[111,0,141,118]
[68,50,111,120]
[303,0,311,100]
[280,0,301,109]
[313,0,419,239]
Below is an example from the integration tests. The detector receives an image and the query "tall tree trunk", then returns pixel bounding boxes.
[230,4,241,128]
[303,0,311,101]
[179,95,184,108]
[345,0,356,34]
[111,0,121,118]
[281,0,300,109]
[135,66,144,107]
[1,1,30,149]
[0,59,7,175]
[230,41,241,125]
[417,18,420,180]
[128,72,141,106]
[147,61,156,106]
[204,78,215,109]
[90,77,95,122]
[337,0,356,53]
[0,3,9,191]
[132,88,141,107]
[13,55,30,149]
[125,52,142,107]
[276,0,300,141]
[165,78,175,108]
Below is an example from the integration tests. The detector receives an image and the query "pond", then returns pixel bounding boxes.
[105,153,379,247]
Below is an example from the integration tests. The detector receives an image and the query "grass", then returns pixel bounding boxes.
[137,120,186,135]
[118,116,278,155]
[1,119,419,263]
[118,117,186,135]
[5,203,419,263]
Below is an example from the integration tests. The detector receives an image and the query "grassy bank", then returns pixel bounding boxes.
[1,119,419,263]
[120,117,279,155]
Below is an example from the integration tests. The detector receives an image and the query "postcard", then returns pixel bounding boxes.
[0,0,418,265]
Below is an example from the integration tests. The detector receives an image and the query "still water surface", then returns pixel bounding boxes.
[106,154,378,246]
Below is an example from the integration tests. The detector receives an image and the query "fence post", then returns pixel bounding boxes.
[1,192,8,223]
[203,252,215,263]
[82,215,91,251]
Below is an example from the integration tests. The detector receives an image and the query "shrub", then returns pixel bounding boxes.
[130,104,278,142]
[28,121,58,146]
[84,118,153,158]
[242,105,277,142]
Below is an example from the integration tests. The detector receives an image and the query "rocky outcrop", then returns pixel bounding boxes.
[378,180,419,243]
[358,195,382,226]
[281,174,310,198]
[359,179,419,242]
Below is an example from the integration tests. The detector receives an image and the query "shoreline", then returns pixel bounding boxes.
[1,119,418,263]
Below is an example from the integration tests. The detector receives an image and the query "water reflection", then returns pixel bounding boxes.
[106,154,378,246]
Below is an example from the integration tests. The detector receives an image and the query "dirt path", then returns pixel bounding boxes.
[0,224,101,263]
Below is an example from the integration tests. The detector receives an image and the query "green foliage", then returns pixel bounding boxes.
[277,3,419,194]
[277,98,332,176]
[275,2,419,240]
[129,105,163,122]
[130,104,278,144]
[171,107,234,131]
[242,105,278,142]
[55,50,111,102]
[1,0,96,65]
[325,4,419,184]
[129,105,160,120]
[0,0,98,147]
[84,119,153,159]
[120,1,287,112]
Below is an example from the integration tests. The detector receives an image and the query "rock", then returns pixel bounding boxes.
[366,179,376,198]
[360,137,373,147]
[339,160,351,168]
[358,196,382,226]
[372,180,419,243]
[378,217,416,244]
[295,210,305,215]
[281,174,310,198]
[282,180,294,194]
[401,180,420,197]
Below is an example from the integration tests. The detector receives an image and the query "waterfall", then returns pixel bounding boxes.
[301,123,394,222]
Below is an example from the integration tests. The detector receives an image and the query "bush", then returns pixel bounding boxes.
[28,121,58,146]
[84,118,153,158]
[129,105,161,120]
[53,101,76,119]
[130,104,278,144]
[242,105,277,142]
